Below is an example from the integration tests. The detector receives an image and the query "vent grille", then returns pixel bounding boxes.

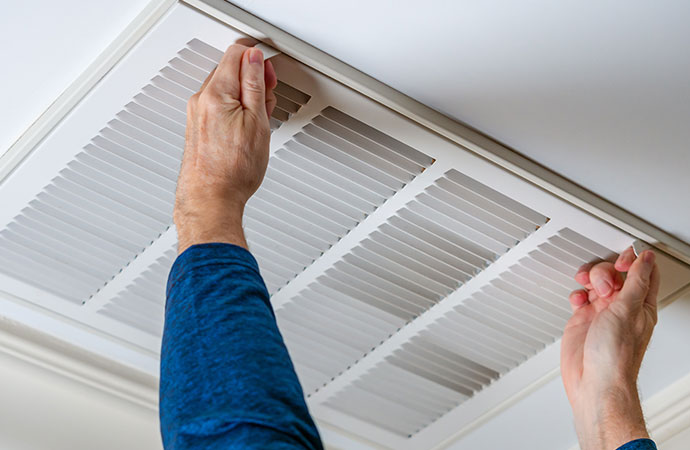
[92,104,433,334]
[325,228,610,436]
[0,39,311,304]
[99,250,177,336]
[248,107,433,293]
[279,170,547,394]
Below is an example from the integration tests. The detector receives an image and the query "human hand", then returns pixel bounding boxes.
[561,246,660,450]
[174,43,278,254]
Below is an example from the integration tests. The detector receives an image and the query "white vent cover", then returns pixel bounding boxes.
[1,4,689,450]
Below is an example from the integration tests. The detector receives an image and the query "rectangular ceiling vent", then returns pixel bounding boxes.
[0,4,688,450]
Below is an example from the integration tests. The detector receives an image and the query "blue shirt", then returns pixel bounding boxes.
[159,243,656,450]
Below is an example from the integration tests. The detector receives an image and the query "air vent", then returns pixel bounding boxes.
[324,228,609,437]
[249,107,433,293]
[0,38,311,304]
[95,103,433,335]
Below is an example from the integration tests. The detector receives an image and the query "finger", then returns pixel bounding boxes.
[265,60,278,90]
[264,60,277,118]
[618,250,656,308]
[265,89,277,119]
[575,262,593,288]
[197,67,216,94]
[240,47,267,117]
[645,263,661,317]
[615,246,636,272]
[589,261,618,298]
[206,44,248,100]
[568,289,589,312]
[235,37,258,47]
[612,269,624,291]
[588,289,599,303]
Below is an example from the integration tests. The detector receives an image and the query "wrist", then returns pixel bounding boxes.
[573,383,649,450]
[174,198,248,253]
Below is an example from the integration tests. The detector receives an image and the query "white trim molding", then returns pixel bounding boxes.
[0,311,158,410]
[645,372,690,445]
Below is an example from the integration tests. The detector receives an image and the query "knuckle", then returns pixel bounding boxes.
[243,78,264,94]
[196,91,223,113]
[187,92,200,112]
[634,275,649,291]
[628,275,649,297]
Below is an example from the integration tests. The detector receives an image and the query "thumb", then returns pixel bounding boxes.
[618,250,656,309]
[240,48,267,118]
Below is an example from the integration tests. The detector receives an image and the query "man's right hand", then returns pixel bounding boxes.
[174,43,278,254]
[561,246,660,450]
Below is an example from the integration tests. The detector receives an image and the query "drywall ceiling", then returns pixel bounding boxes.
[228,0,690,246]
[0,0,150,155]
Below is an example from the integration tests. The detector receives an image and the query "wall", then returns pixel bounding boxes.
[0,350,162,450]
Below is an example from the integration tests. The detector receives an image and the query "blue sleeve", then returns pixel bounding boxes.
[617,439,657,450]
[159,242,323,450]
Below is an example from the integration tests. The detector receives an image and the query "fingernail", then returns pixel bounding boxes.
[594,279,612,297]
[644,250,655,265]
[249,48,263,64]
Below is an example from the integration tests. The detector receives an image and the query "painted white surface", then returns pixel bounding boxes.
[230,0,690,245]
[665,427,690,450]
[0,350,161,450]
[0,0,150,154]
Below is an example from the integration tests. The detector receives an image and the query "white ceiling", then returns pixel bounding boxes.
[230,0,690,245]
[0,0,149,156]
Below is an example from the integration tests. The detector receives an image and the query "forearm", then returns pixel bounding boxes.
[573,384,649,450]
[160,243,323,449]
